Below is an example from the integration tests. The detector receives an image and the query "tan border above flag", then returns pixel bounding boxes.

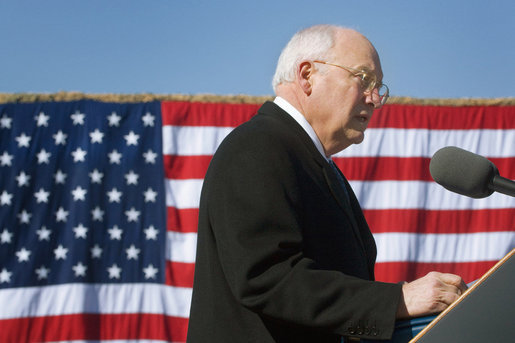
[1,92,514,106]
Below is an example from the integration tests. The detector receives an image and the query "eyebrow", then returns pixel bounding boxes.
[355,65,374,73]
[357,66,383,82]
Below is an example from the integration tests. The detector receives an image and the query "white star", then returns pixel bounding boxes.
[0,114,12,129]
[107,188,122,203]
[73,223,88,238]
[144,187,158,202]
[36,226,51,241]
[35,266,50,280]
[37,149,51,164]
[125,207,140,222]
[0,191,13,206]
[108,150,122,164]
[71,147,87,162]
[72,262,87,277]
[0,268,12,283]
[107,225,123,240]
[15,247,31,262]
[71,111,85,125]
[143,264,159,280]
[34,188,50,203]
[35,112,50,127]
[91,244,102,258]
[89,129,104,143]
[107,264,122,279]
[142,112,155,127]
[126,244,140,260]
[16,171,30,187]
[18,209,31,224]
[144,225,159,240]
[0,151,13,166]
[89,169,103,184]
[91,206,104,221]
[125,170,139,185]
[107,112,122,127]
[55,207,69,222]
[1,229,13,243]
[124,131,139,146]
[71,186,87,201]
[54,170,67,184]
[15,133,31,147]
[54,244,68,260]
[53,130,67,145]
[143,149,157,164]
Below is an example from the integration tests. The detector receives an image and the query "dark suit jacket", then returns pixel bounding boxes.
[187,101,402,342]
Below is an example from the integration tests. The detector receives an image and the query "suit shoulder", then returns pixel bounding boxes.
[217,109,300,156]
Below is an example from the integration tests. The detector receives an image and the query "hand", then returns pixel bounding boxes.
[396,272,468,319]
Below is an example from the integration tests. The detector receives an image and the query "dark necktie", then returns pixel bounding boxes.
[329,160,351,203]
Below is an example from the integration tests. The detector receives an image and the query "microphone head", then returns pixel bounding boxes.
[429,146,499,198]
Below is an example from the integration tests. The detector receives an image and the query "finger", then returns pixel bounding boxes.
[439,289,461,306]
[442,283,465,297]
[439,273,467,291]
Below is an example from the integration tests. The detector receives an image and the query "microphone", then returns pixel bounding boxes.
[429,146,515,198]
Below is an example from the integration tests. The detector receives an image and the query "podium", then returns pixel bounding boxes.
[366,248,515,343]
[410,248,514,342]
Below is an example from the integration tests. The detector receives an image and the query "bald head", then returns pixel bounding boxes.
[273,24,385,156]
[272,25,379,92]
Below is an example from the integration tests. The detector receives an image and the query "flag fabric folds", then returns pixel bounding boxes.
[0,98,514,342]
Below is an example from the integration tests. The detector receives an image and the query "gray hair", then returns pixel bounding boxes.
[271,25,338,92]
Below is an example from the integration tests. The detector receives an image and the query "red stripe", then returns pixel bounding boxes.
[161,101,259,127]
[375,260,498,284]
[336,157,431,181]
[164,154,212,180]
[163,155,514,181]
[365,209,515,234]
[488,157,515,179]
[337,157,515,182]
[166,261,195,288]
[161,101,515,129]
[0,313,188,342]
[167,207,199,233]
[370,104,515,129]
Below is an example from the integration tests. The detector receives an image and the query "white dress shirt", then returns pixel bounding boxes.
[273,96,331,162]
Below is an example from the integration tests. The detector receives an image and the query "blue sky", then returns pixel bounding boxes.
[1,0,514,99]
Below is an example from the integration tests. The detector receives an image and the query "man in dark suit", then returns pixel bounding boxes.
[187,25,466,342]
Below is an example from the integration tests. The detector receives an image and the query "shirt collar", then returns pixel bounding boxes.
[273,96,331,162]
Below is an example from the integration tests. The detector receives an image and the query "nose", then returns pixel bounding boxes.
[364,88,381,109]
[365,88,383,109]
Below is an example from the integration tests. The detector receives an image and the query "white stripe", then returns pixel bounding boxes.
[166,178,515,210]
[162,125,233,155]
[162,126,515,158]
[164,231,513,265]
[349,180,515,210]
[337,128,515,158]
[165,178,203,209]
[167,231,197,263]
[0,283,191,320]
[374,232,515,263]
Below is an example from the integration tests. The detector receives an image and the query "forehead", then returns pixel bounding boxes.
[331,30,383,78]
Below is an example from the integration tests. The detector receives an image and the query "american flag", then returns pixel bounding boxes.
[0,98,514,342]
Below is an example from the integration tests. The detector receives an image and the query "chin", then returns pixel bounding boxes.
[351,133,365,145]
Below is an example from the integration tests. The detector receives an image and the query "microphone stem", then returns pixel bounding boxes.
[490,175,515,197]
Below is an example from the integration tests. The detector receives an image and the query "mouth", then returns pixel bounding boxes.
[357,113,370,123]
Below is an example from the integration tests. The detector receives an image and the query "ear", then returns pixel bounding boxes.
[297,61,315,95]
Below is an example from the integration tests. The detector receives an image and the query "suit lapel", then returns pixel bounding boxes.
[258,102,370,270]
[322,164,367,256]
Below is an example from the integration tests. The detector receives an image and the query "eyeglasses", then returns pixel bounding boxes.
[313,60,389,108]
